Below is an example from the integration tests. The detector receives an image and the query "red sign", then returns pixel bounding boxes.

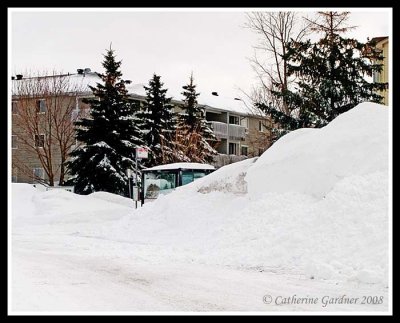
[136,147,148,159]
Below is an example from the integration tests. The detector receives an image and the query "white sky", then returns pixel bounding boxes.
[10,8,391,100]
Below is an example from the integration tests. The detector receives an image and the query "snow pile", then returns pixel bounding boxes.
[12,102,389,287]
[246,102,388,198]
[193,157,257,194]
[100,102,388,284]
[12,184,132,226]
[89,191,135,208]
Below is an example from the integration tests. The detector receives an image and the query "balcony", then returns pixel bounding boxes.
[208,121,228,139]
[228,124,246,141]
[208,121,246,141]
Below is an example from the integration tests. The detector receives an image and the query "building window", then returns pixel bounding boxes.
[33,168,45,180]
[12,135,18,149]
[241,145,248,156]
[259,120,264,132]
[240,117,248,128]
[12,169,18,183]
[12,101,18,114]
[229,142,238,155]
[35,134,45,148]
[229,115,240,125]
[36,99,46,113]
[71,109,79,121]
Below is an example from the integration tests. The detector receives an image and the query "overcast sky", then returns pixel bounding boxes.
[10,8,391,100]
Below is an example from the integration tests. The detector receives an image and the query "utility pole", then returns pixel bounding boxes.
[134,147,149,209]
[134,154,138,209]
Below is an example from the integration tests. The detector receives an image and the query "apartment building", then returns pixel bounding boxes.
[371,36,389,105]
[11,71,272,184]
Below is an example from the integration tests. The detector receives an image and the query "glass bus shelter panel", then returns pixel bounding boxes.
[181,171,208,186]
[144,172,176,199]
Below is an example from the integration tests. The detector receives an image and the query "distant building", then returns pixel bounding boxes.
[371,36,389,105]
[126,83,272,165]
[11,71,272,184]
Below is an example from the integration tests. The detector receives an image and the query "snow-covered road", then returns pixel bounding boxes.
[12,228,388,313]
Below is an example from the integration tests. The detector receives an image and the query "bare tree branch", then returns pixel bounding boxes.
[244,11,312,116]
[12,71,85,186]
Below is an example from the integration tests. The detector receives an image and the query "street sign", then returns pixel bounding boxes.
[126,168,133,177]
[136,147,148,159]
[132,186,139,201]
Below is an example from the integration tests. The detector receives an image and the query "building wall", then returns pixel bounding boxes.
[11,94,90,184]
[240,117,271,157]
[374,38,389,105]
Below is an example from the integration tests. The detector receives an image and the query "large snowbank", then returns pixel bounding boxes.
[246,102,388,199]
[12,185,132,226]
[103,102,388,284]
[12,102,389,287]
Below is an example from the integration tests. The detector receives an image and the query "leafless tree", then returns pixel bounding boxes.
[12,71,85,186]
[306,11,356,40]
[245,11,313,115]
[163,122,219,164]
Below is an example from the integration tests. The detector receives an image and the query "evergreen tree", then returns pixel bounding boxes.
[177,74,217,164]
[256,11,387,136]
[137,74,176,167]
[180,73,202,130]
[66,47,144,196]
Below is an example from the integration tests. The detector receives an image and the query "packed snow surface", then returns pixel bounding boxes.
[11,102,389,312]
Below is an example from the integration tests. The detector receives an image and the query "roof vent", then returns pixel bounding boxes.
[77,69,84,74]
[234,97,241,101]
[211,92,219,96]
[16,74,23,80]
[84,68,91,73]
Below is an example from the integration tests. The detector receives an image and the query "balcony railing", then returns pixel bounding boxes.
[208,121,228,139]
[228,124,246,140]
[208,121,247,140]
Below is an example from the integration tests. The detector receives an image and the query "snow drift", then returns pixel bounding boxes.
[246,102,388,199]
[12,102,389,287]
[107,102,388,284]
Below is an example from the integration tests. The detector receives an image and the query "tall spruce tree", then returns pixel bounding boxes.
[256,11,387,136]
[177,74,217,163]
[137,74,176,167]
[66,47,144,196]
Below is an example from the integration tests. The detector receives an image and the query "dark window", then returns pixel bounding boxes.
[241,146,248,156]
[12,135,17,149]
[229,115,239,125]
[259,120,264,132]
[12,169,18,183]
[35,134,44,148]
[12,101,18,114]
[33,168,44,180]
[36,99,46,113]
[229,142,238,155]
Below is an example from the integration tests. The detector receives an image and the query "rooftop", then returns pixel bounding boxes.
[370,36,389,44]
[143,162,215,171]
[12,71,259,116]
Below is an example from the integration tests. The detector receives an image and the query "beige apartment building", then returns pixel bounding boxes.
[11,71,272,184]
[371,36,389,105]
